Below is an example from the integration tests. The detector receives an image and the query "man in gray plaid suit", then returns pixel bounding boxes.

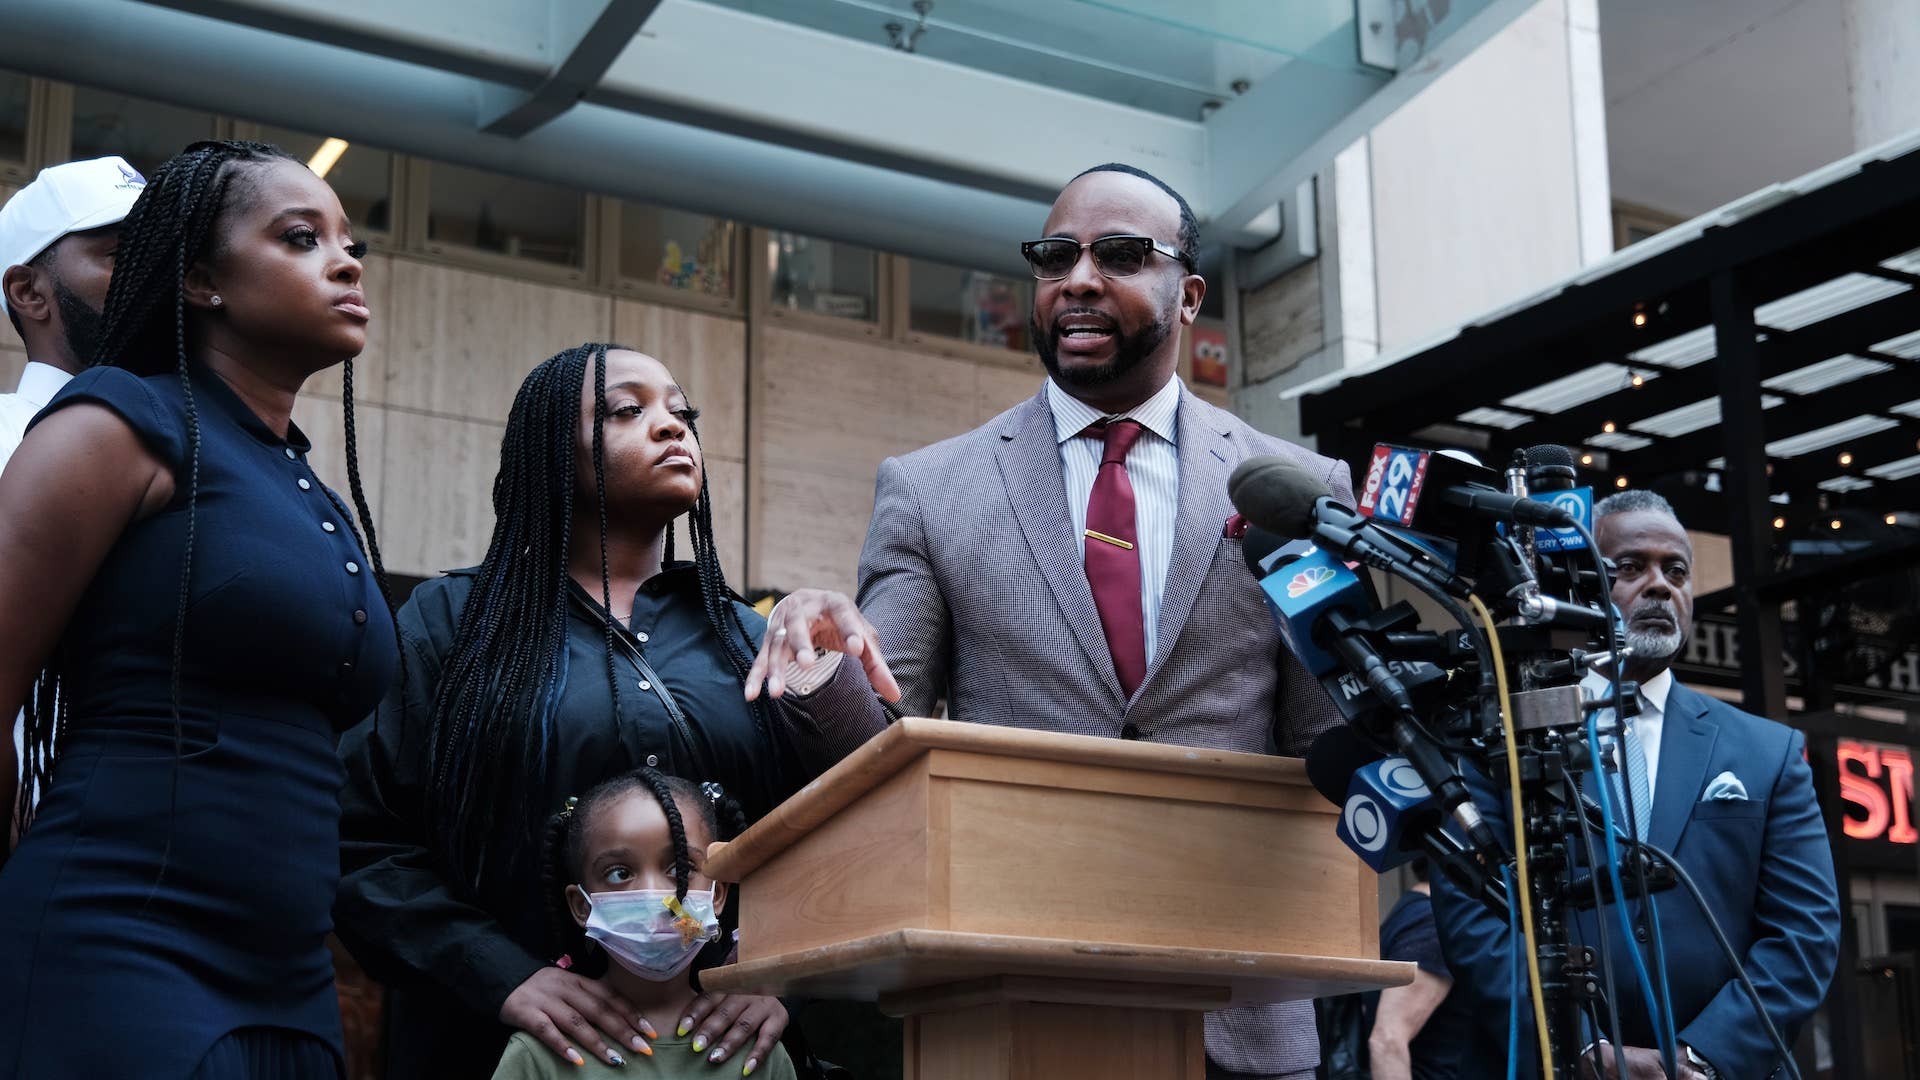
[748,164,1353,1080]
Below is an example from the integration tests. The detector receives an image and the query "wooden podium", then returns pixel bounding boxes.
[703,719,1412,1079]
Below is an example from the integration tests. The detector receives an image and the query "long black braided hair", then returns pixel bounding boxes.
[538,767,748,975]
[425,343,764,892]
[12,140,394,837]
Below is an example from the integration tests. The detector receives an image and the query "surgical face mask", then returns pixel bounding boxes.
[582,888,721,980]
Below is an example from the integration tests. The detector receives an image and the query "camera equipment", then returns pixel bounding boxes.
[1232,444,1802,1080]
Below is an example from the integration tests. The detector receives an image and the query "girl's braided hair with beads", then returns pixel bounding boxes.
[12,141,393,842]
[425,343,765,892]
[538,767,749,973]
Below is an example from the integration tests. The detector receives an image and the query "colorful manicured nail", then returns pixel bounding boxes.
[565,1047,586,1067]
[691,1034,709,1053]
[743,1057,759,1076]
[608,1051,626,1067]
[639,1019,660,1040]
[709,1049,726,1064]
[636,1042,654,1058]
[678,1020,693,1037]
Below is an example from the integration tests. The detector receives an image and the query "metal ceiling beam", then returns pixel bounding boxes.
[479,0,664,137]
[1502,289,1920,452]
[133,0,553,86]
[138,0,1209,214]
[1613,355,1920,481]
[1301,141,1920,437]
[1771,425,1920,493]
[10,0,1051,273]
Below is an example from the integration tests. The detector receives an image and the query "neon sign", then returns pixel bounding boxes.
[1839,739,1917,844]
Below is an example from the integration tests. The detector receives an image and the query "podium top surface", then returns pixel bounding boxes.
[706,717,1311,884]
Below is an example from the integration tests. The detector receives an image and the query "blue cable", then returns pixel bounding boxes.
[1585,712,1675,1066]
[1644,855,1681,1066]
[1502,862,1519,1080]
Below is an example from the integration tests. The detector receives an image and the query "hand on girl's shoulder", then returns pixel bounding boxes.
[492,1031,800,1079]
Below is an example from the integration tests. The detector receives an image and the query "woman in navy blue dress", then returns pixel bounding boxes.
[0,141,397,1078]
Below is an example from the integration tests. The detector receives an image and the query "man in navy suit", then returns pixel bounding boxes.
[1431,490,1839,1078]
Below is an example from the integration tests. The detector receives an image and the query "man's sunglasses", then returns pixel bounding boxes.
[1019,234,1194,280]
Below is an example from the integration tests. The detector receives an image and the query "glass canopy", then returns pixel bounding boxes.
[699,0,1364,120]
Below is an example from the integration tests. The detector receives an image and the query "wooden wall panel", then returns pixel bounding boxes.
[382,261,612,422]
[751,326,1030,592]
[377,409,505,576]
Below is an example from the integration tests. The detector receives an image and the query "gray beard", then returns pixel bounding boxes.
[1625,624,1683,663]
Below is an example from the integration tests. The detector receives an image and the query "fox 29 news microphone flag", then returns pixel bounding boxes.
[1356,442,1583,541]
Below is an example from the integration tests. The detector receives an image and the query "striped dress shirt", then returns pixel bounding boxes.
[1047,376,1182,667]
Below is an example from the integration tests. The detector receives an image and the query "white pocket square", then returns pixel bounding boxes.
[1702,770,1749,801]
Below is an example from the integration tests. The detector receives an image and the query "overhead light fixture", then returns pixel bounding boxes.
[1630,372,1645,388]
[307,137,350,179]
[1838,451,1855,467]
[1579,452,1594,466]
[1772,516,1786,529]
[1632,310,1648,328]
[1830,519,1843,530]
[1615,476,1629,489]
[1602,421,1617,434]
[1886,513,1899,526]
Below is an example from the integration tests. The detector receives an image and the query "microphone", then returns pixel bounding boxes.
[1232,506,1496,853]
[1227,455,1470,601]
[1306,727,1436,872]
[1240,527,1447,722]
[1306,728,1510,910]
[1358,443,1575,533]
[1526,443,1579,492]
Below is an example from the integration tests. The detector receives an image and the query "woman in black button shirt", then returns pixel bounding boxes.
[336,344,885,1078]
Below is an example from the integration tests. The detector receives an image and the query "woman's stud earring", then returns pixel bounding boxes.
[210,295,223,308]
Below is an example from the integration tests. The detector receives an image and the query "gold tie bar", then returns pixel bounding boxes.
[1085,529,1135,550]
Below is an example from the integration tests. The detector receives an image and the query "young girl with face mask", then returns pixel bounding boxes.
[491,768,798,1080]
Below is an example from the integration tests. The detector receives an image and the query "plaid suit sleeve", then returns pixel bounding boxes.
[1269,453,1356,757]
[854,455,951,719]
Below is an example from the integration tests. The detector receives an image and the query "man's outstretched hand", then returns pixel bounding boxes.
[745,588,900,703]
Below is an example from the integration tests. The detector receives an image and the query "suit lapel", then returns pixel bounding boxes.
[994,390,1125,706]
[1139,389,1234,692]
[1648,681,1718,853]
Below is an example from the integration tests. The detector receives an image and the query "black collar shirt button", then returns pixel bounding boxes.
[346,562,360,575]
[636,631,649,643]
[321,522,336,533]
[297,478,311,491]
[646,754,659,767]
[353,609,367,625]
[284,447,297,461]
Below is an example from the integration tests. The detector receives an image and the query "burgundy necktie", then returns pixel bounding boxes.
[1082,419,1147,697]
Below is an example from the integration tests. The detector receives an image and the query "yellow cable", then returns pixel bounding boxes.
[1468,594,1555,1079]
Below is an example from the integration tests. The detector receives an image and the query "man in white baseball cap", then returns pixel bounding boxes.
[1,156,143,821]
[0,155,145,477]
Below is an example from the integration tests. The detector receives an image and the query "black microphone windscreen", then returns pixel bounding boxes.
[1304,725,1382,804]
[1241,524,1287,575]
[1228,455,1327,540]
[1526,443,1578,491]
